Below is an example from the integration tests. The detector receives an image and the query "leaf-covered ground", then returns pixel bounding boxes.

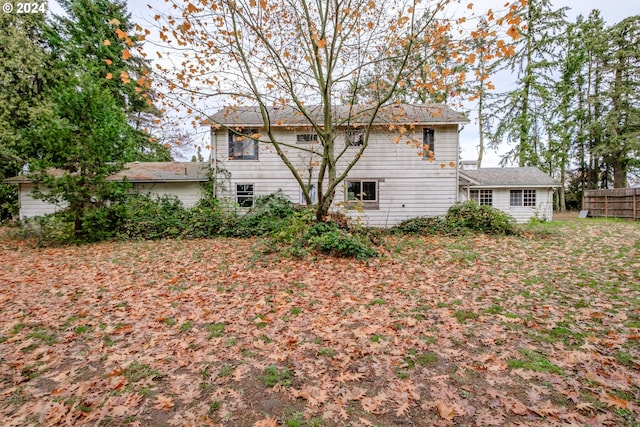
[1,216,639,426]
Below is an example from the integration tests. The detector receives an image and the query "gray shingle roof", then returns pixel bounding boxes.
[210,103,469,128]
[109,162,209,182]
[459,167,560,188]
[4,162,210,184]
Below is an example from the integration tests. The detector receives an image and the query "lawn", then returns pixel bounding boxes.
[0,216,639,426]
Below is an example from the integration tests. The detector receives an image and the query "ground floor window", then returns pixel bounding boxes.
[236,184,254,207]
[347,180,376,201]
[510,189,536,207]
[470,189,493,206]
[346,180,379,209]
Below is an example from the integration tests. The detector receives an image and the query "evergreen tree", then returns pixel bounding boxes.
[487,0,568,167]
[29,77,135,238]
[48,0,171,161]
[0,7,55,220]
[596,16,640,188]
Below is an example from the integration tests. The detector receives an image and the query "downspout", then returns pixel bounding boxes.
[211,130,218,198]
[456,123,465,203]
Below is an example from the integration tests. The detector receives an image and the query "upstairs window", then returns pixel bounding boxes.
[423,128,435,160]
[296,133,318,144]
[229,129,259,160]
[346,128,365,146]
[470,189,493,206]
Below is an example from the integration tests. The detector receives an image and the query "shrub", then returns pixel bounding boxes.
[445,201,518,235]
[392,215,450,235]
[184,197,236,238]
[232,190,295,237]
[79,204,128,242]
[306,228,378,259]
[121,195,188,240]
[14,214,74,246]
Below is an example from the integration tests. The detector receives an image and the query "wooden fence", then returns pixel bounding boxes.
[583,188,640,220]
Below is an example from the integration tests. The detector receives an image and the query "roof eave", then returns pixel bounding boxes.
[461,184,560,188]
[213,120,469,128]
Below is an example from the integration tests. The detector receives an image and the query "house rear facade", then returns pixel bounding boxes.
[210,104,470,227]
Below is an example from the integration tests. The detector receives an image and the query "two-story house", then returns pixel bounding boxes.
[6,104,558,224]
[209,103,470,227]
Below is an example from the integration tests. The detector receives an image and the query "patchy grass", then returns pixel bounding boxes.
[0,217,639,426]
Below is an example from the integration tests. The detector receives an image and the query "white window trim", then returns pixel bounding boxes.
[510,189,537,207]
[423,128,435,160]
[296,133,319,144]
[470,189,493,206]
[345,179,379,210]
[236,183,255,208]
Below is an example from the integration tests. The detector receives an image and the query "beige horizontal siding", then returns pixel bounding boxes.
[216,125,459,178]
[216,125,460,227]
[459,188,554,223]
[18,184,64,219]
[18,182,205,219]
[131,182,204,208]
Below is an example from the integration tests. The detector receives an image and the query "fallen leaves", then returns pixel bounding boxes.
[153,395,175,410]
[435,400,457,420]
[0,219,639,425]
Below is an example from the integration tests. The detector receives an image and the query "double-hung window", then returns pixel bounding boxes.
[470,189,493,206]
[423,128,435,160]
[510,189,536,207]
[229,129,259,160]
[236,184,254,207]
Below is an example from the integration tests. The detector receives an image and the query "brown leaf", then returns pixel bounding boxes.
[342,386,367,401]
[153,395,174,410]
[435,400,456,420]
[111,405,129,416]
[254,417,278,427]
[599,393,628,409]
[502,397,529,415]
[396,401,409,417]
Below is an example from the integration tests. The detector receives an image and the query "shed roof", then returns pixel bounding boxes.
[210,103,469,128]
[4,162,210,184]
[459,167,560,188]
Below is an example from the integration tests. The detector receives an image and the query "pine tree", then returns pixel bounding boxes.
[48,0,171,161]
[487,0,569,167]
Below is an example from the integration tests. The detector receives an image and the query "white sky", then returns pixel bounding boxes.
[47,0,640,165]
